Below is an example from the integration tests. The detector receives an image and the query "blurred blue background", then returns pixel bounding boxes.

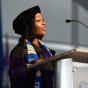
[1,0,88,88]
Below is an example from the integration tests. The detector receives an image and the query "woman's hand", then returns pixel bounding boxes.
[36,59,43,62]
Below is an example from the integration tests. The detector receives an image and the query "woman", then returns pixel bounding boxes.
[9,5,55,88]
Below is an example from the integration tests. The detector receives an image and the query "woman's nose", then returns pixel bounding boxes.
[42,21,46,25]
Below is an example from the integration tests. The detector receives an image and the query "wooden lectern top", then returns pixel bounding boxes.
[27,48,88,71]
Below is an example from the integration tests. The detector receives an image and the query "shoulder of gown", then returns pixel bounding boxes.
[10,41,27,59]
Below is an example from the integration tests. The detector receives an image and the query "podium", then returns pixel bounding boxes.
[27,48,88,88]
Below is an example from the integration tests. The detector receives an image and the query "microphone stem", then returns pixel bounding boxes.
[72,20,88,28]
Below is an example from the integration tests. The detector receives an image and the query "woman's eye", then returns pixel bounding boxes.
[36,20,41,22]
[35,19,44,22]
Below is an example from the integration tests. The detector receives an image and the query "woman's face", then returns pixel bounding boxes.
[34,13,46,37]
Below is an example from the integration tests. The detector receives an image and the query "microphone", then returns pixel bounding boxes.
[66,19,88,28]
[66,19,72,23]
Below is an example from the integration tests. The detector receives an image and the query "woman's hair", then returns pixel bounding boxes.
[19,18,36,42]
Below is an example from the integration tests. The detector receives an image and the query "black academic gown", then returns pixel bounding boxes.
[9,41,55,88]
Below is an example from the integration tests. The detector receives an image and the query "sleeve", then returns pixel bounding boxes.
[8,43,36,87]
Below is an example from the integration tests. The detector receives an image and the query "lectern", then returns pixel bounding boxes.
[27,48,88,88]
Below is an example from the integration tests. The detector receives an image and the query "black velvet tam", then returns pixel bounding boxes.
[13,5,41,35]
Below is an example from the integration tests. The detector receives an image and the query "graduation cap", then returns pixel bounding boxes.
[13,5,41,35]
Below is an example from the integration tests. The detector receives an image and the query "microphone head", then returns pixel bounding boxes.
[66,19,71,23]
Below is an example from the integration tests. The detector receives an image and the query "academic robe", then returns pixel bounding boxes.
[9,41,55,88]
